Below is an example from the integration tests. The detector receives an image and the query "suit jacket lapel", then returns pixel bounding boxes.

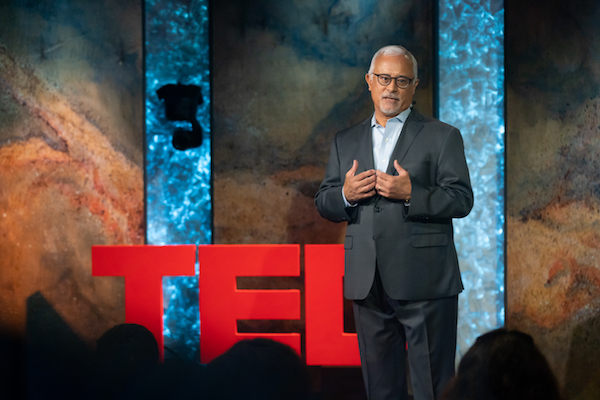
[357,119,375,171]
[386,108,424,175]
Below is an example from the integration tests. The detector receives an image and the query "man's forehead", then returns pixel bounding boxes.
[374,54,413,73]
[376,53,411,65]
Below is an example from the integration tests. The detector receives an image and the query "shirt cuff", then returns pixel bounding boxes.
[342,186,358,208]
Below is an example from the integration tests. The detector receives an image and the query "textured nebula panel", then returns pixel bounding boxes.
[211,0,433,246]
[506,1,600,397]
[0,0,144,342]
[438,0,505,359]
[145,0,211,360]
[210,0,432,389]
[210,0,433,354]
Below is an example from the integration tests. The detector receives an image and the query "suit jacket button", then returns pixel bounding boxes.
[374,207,381,212]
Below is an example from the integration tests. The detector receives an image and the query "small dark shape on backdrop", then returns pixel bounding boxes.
[157,84,204,151]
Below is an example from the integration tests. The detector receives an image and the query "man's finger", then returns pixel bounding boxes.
[356,169,376,181]
[347,159,358,176]
[394,160,406,174]
[375,170,391,183]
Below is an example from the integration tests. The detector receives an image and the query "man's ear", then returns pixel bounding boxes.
[365,74,373,91]
[412,79,420,94]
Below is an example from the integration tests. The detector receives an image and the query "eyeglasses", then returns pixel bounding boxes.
[372,73,414,89]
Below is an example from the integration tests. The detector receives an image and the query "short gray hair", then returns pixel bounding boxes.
[367,45,418,79]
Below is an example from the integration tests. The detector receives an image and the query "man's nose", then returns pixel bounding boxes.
[386,80,399,91]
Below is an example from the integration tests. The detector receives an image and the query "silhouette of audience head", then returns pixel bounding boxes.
[205,338,311,400]
[91,323,207,400]
[96,323,159,368]
[85,323,160,399]
[442,328,561,400]
[117,357,206,400]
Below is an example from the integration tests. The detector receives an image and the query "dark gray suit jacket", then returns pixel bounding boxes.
[315,108,473,300]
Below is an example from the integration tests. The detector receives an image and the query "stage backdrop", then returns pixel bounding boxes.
[211,0,432,397]
[0,0,143,343]
[211,0,433,246]
[506,1,600,399]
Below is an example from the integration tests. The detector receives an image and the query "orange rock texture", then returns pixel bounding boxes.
[0,43,143,344]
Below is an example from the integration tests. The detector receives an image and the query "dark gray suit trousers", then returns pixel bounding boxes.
[354,267,458,400]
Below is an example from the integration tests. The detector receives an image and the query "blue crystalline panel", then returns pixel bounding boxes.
[438,0,505,359]
[145,0,210,361]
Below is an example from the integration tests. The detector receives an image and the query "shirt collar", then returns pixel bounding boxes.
[370,107,412,128]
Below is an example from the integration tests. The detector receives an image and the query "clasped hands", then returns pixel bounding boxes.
[343,159,411,204]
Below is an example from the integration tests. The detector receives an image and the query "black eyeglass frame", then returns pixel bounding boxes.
[372,73,414,89]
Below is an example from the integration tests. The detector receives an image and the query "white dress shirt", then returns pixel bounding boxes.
[342,107,412,207]
[371,107,412,172]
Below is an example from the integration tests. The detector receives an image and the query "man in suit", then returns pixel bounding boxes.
[315,45,473,400]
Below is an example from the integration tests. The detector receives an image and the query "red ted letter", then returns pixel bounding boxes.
[305,244,360,366]
[198,245,301,363]
[92,245,196,361]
